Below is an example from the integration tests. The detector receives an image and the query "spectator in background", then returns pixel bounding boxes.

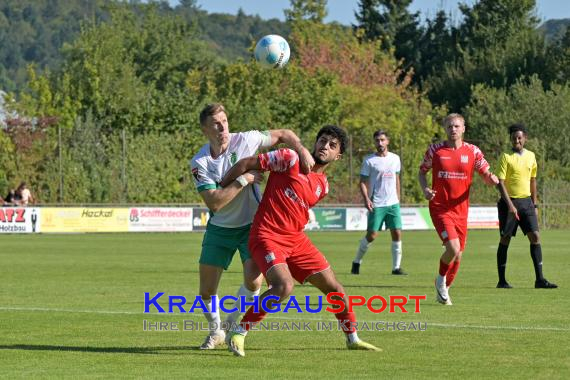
[4,189,17,206]
[16,182,34,206]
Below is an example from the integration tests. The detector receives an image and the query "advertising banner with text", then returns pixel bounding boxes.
[0,207,40,233]
[128,208,193,232]
[41,208,129,233]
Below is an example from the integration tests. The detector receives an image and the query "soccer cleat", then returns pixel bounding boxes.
[199,330,226,350]
[535,279,558,289]
[226,331,246,357]
[391,268,408,275]
[496,281,513,289]
[435,277,452,305]
[347,339,382,352]
[351,262,360,275]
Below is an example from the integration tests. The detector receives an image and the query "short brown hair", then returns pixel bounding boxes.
[443,113,464,127]
[199,103,226,126]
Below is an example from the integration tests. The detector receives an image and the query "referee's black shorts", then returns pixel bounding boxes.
[497,197,539,237]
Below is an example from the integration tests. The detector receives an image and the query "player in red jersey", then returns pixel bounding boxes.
[219,125,381,356]
[418,114,499,305]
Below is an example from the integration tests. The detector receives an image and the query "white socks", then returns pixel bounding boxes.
[347,331,360,344]
[392,241,402,270]
[226,284,260,325]
[203,295,222,335]
[354,237,371,263]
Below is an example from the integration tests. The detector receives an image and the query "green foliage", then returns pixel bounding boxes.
[285,0,328,23]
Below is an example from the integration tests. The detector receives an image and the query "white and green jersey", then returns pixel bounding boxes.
[190,131,271,228]
[361,152,401,208]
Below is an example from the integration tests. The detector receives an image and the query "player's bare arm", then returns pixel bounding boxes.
[219,156,263,189]
[359,176,373,211]
[478,168,499,186]
[418,170,436,200]
[497,179,518,218]
[269,129,314,174]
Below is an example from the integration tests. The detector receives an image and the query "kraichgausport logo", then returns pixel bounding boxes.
[144,292,427,314]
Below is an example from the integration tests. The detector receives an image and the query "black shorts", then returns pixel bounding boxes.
[497,197,539,237]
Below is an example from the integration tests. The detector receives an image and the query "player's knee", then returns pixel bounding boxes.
[528,231,540,244]
[366,231,377,241]
[272,280,294,299]
[500,235,511,245]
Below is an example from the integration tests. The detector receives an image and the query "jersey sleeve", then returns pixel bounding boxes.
[395,154,401,174]
[259,148,298,173]
[360,157,371,177]
[190,159,217,192]
[496,153,508,180]
[242,130,272,151]
[419,145,434,173]
[473,146,490,175]
[530,153,537,178]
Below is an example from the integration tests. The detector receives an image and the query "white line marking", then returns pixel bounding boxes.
[1,307,568,332]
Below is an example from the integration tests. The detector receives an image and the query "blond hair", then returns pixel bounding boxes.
[443,113,465,127]
[199,103,226,126]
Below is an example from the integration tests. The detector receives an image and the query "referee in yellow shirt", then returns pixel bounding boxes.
[496,124,557,289]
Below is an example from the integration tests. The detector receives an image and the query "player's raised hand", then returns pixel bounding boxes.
[423,187,436,201]
[298,146,315,174]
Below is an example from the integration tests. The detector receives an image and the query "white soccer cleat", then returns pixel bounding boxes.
[199,330,226,350]
[435,276,452,305]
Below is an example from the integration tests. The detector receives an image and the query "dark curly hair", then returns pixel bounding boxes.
[508,123,527,135]
[316,125,348,154]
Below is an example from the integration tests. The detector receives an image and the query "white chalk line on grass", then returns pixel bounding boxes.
[1,306,569,332]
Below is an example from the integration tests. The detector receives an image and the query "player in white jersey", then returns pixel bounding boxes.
[190,103,314,349]
[351,130,406,275]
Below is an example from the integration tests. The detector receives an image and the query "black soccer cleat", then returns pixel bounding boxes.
[496,281,513,289]
[351,262,360,275]
[535,279,558,289]
[391,268,408,275]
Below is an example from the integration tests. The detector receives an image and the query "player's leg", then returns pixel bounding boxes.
[496,198,515,288]
[226,229,263,325]
[198,264,225,349]
[306,268,381,351]
[518,201,558,289]
[198,224,241,349]
[227,264,295,357]
[386,204,405,275]
[352,207,382,274]
[445,219,466,289]
[432,214,461,305]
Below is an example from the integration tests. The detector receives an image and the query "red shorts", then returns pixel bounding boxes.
[248,232,330,284]
[430,209,468,251]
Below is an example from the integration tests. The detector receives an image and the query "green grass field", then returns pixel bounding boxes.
[1,230,569,379]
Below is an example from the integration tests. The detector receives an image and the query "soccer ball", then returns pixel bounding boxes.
[254,35,290,69]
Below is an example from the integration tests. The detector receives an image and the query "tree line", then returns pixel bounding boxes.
[0,0,569,210]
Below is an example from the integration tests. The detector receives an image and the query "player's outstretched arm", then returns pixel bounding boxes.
[269,129,314,174]
[219,156,262,189]
[479,169,499,186]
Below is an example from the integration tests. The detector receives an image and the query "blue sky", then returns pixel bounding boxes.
[169,1,570,25]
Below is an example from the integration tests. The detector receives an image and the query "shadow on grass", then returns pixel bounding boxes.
[0,344,343,355]
[0,344,232,355]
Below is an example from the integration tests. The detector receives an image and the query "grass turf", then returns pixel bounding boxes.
[1,230,569,379]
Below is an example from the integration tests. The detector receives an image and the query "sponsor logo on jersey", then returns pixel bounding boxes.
[230,152,237,165]
[315,185,322,198]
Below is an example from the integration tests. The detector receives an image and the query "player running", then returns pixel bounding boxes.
[495,123,557,289]
[351,130,406,276]
[190,103,314,349]
[219,125,381,357]
[418,113,499,305]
